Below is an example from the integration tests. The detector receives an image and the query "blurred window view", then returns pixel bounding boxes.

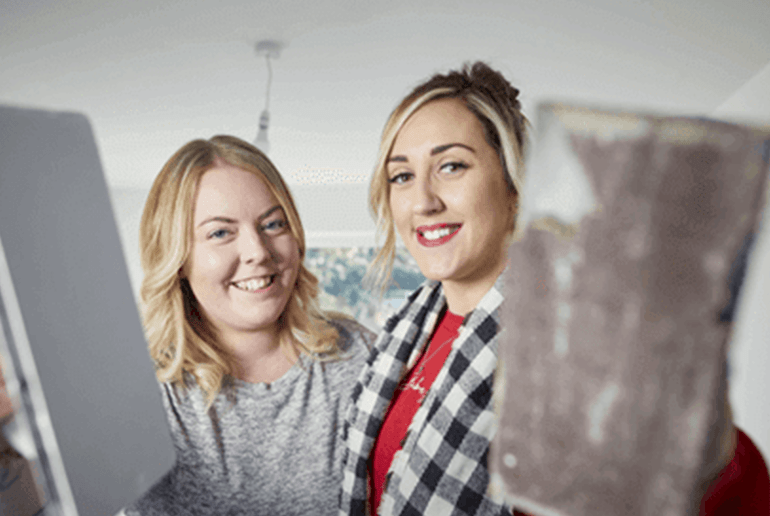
[305,247,425,331]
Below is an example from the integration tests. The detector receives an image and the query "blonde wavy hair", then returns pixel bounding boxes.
[368,61,529,290]
[140,135,339,405]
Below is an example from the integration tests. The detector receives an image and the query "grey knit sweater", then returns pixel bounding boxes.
[125,319,374,516]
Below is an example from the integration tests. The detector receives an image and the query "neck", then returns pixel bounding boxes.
[442,278,495,316]
[218,325,297,384]
[441,258,506,315]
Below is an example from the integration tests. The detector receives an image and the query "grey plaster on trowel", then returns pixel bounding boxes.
[491,104,770,516]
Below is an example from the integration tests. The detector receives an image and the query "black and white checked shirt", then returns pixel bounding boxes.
[339,279,511,515]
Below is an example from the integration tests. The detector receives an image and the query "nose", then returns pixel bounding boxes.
[412,173,444,215]
[239,227,273,265]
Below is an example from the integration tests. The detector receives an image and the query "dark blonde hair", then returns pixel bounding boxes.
[368,61,529,289]
[139,135,338,405]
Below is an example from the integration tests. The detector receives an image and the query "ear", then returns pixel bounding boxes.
[510,188,519,212]
[507,188,519,231]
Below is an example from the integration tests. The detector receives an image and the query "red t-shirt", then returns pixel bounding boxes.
[369,309,464,513]
[699,427,770,515]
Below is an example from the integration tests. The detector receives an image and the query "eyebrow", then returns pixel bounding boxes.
[197,205,284,228]
[387,143,476,163]
[259,205,284,221]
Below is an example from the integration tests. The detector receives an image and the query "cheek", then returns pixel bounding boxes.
[188,246,233,284]
[389,192,409,231]
[275,237,301,273]
[462,181,510,239]
[489,195,515,240]
[285,254,301,290]
[479,174,510,214]
[186,250,208,280]
[205,252,220,269]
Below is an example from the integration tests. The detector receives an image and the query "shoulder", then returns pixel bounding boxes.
[408,279,442,306]
[322,316,375,377]
[735,428,770,481]
[702,427,770,512]
[157,376,212,418]
[329,316,377,355]
[374,280,444,344]
[384,279,443,326]
[309,316,374,393]
[124,471,180,516]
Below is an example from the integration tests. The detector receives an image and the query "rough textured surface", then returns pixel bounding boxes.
[492,105,770,516]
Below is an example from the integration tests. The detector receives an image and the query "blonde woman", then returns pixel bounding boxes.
[123,135,373,516]
[340,62,527,516]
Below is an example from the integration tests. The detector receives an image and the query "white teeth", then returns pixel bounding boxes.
[422,227,456,241]
[233,276,274,292]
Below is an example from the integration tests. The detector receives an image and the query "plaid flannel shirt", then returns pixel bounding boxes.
[339,278,511,516]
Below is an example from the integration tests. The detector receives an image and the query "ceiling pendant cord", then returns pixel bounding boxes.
[264,52,272,113]
[253,39,282,153]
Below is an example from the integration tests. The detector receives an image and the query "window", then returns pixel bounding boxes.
[305,247,425,331]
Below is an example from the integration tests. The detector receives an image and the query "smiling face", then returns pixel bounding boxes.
[183,161,300,345]
[387,98,516,313]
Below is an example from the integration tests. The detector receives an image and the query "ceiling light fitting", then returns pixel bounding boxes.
[253,40,284,154]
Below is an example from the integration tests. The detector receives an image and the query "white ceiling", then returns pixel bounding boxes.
[2,0,770,189]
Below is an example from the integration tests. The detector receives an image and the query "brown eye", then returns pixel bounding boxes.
[388,172,413,185]
[439,161,469,174]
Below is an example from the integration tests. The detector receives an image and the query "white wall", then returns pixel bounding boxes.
[712,61,770,460]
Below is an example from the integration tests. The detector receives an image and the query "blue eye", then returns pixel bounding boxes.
[439,161,468,174]
[207,228,231,239]
[388,172,413,185]
[261,218,287,233]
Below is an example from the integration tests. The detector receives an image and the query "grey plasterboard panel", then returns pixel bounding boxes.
[0,105,174,515]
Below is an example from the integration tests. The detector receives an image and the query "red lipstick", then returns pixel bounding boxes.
[415,223,461,247]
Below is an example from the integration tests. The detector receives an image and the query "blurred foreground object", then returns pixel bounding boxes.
[1,430,45,515]
[1,360,45,515]
[0,357,12,421]
[0,105,174,515]
[492,104,770,515]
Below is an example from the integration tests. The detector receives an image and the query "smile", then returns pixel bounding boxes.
[416,224,461,247]
[231,275,276,292]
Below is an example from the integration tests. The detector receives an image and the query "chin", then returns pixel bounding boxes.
[420,267,455,283]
